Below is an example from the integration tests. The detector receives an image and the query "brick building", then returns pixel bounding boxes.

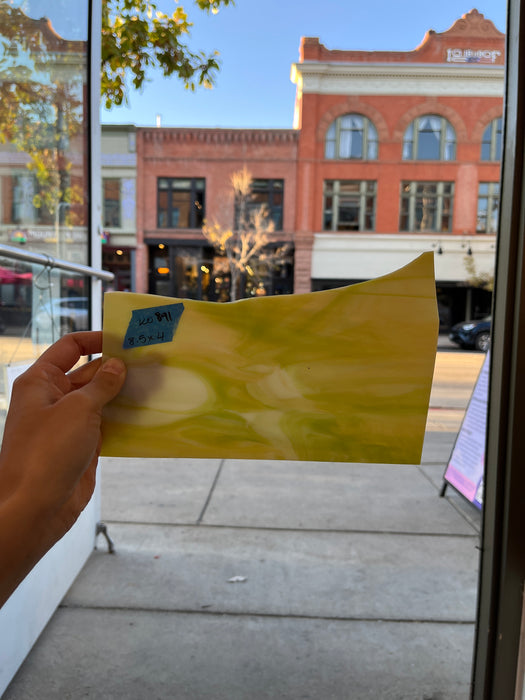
[106,8,504,328]
[134,128,298,300]
[291,8,503,327]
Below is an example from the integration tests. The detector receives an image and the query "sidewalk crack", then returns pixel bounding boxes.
[196,459,225,524]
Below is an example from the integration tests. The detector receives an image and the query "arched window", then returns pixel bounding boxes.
[325,114,378,160]
[402,115,456,161]
[481,117,503,161]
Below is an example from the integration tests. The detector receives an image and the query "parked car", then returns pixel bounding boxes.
[449,316,491,352]
[34,297,89,334]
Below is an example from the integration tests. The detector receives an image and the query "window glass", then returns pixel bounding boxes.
[103,179,121,228]
[325,114,378,160]
[481,118,503,161]
[400,181,454,231]
[323,180,376,231]
[477,182,500,233]
[403,115,456,161]
[0,1,90,266]
[235,179,284,230]
[417,117,442,159]
[156,178,205,229]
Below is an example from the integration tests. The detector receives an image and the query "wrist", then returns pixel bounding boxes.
[0,489,53,606]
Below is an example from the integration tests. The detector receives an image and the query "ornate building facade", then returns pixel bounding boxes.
[290,8,503,327]
[106,9,504,328]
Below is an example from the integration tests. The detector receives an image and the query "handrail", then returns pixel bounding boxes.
[0,243,114,282]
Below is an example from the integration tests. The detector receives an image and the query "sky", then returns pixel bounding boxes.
[100,0,508,129]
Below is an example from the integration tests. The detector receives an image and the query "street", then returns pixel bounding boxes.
[428,349,485,434]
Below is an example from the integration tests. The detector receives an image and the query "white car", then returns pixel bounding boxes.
[35,297,89,334]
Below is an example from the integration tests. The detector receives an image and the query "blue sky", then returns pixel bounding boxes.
[100,0,508,129]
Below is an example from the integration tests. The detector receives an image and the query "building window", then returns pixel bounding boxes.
[325,114,378,160]
[481,118,503,161]
[402,115,456,161]
[323,180,377,231]
[157,177,205,229]
[400,181,454,232]
[5,173,54,226]
[235,179,284,230]
[103,178,121,228]
[477,182,500,233]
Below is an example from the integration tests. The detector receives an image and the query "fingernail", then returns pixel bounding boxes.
[102,358,125,375]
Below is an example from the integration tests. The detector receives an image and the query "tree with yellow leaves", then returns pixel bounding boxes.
[202,167,289,302]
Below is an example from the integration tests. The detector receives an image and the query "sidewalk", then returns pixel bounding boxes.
[3,356,481,699]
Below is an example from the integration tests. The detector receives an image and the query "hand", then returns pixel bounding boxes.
[0,331,126,606]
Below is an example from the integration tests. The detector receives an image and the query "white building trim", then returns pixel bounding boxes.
[291,62,504,97]
[311,232,496,283]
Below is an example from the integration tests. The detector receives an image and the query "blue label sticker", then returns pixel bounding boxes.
[123,303,184,349]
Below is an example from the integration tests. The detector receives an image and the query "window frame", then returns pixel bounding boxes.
[471,0,525,694]
[476,182,500,233]
[102,177,121,228]
[481,117,503,161]
[234,178,284,231]
[402,115,456,161]
[399,181,454,232]
[322,179,377,232]
[157,177,205,229]
[325,114,378,160]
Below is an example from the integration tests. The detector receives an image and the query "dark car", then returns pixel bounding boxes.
[449,316,491,352]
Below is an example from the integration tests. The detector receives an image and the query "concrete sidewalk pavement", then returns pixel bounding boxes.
[3,443,481,698]
[3,350,483,700]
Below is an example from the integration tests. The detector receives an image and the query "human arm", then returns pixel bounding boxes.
[0,331,126,607]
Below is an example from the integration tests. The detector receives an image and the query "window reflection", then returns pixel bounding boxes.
[0,1,89,265]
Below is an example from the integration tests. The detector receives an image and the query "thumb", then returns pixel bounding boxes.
[78,357,127,409]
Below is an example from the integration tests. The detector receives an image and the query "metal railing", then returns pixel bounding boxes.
[0,244,114,282]
[0,244,115,422]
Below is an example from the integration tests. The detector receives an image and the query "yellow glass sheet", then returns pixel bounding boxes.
[101,252,438,463]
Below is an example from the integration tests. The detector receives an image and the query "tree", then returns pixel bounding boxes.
[464,253,495,292]
[102,0,235,108]
[0,5,86,236]
[0,0,234,244]
[202,167,290,302]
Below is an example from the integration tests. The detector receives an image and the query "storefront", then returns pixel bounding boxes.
[147,240,294,302]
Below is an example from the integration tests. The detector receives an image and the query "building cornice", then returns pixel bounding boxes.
[291,62,504,97]
[141,128,299,145]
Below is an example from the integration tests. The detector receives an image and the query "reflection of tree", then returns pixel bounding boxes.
[0,3,85,234]
[464,254,494,291]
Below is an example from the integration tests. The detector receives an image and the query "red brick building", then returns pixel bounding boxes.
[131,9,504,327]
[135,128,298,300]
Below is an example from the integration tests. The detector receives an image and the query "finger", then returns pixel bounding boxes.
[68,357,102,389]
[36,331,103,374]
[76,357,126,410]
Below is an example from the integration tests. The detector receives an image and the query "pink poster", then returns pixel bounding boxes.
[443,351,490,509]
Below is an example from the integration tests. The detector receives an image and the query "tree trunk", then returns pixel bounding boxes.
[230,266,239,302]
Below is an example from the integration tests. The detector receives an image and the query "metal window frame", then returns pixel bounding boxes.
[477,182,500,234]
[157,177,206,229]
[323,179,377,231]
[482,118,504,162]
[400,180,454,231]
[234,178,285,231]
[403,115,456,161]
[328,114,377,160]
[471,0,525,695]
